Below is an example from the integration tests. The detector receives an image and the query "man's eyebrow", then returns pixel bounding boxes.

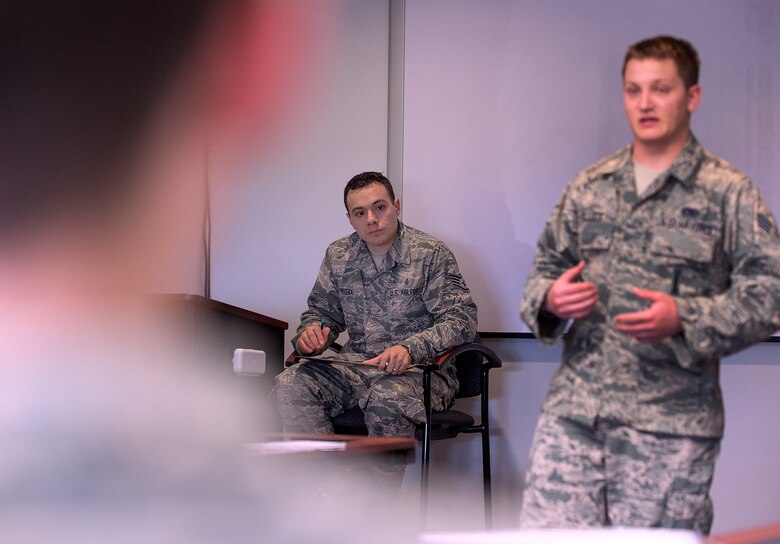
[624,77,675,85]
[349,199,388,213]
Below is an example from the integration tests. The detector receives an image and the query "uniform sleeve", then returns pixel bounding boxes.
[291,249,346,355]
[398,244,478,363]
[520,183,581,344]
[674,180,780,362]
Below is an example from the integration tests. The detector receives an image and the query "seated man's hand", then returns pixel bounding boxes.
[365,345,412,375]
[614,287,682,343]
[544,261,599,320]
[296,324,331,354]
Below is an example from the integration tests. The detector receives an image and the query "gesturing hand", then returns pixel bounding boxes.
[614,287,682,343]
[365,345,413,375]
[544,261,599,320]
[296,323,331,355]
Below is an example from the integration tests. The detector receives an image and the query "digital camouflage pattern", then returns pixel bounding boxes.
[276,221,478,436]
[275,361,456,437]
[521,135,780,438]
[519,413,719,532]
[294,221,477,365]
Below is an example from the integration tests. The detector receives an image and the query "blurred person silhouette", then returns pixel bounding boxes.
[0,2,415,543]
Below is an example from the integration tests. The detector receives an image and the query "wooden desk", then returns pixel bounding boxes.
[254,433,417,459]
[154,294,288,432]
[711,523,780,544]
[248,433,417,507]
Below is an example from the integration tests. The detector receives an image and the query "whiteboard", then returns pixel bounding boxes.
[401,0,780,333]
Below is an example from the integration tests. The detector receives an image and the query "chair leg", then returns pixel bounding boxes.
[420,428,431,526]
[481,427,492,529]
[420,368,433,527]
[480,360,494,528]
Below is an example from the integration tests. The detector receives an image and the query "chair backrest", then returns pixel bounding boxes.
[452,335,486,399]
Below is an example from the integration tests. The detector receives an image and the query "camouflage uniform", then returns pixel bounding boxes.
[519,135,780,532]
[275,221,478,438]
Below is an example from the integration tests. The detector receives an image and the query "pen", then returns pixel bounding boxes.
[320,318,325,330]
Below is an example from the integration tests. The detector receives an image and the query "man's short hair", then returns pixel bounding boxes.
[622,35,700,88]
[343,171,396,211]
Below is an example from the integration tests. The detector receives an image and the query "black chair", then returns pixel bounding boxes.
[324,341,503,528]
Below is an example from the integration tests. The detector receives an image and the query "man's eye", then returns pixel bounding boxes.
[354,211,364,217]
[376,204,385,211]
[625,87,639,95]
[654,86,670,94]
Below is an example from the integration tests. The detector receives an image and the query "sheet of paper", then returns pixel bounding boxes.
[245,440,348,455]
[295,353,372,365]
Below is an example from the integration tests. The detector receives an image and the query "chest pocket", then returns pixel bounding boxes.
[649,201,726,297]
[649,202,720,264]
[579,218,616,256]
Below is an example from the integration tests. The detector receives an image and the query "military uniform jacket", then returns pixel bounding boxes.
[521,136,780,438]
[294,221,478,383]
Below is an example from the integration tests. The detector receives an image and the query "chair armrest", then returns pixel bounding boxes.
[432,342,503,370]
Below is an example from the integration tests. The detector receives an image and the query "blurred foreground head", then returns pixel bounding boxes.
[0,3,409,543]
[0,0,315,299]
[1,1,209,236]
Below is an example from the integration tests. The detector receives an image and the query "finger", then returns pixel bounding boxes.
[614,308,653,325]
[386,354,402,373]
[556,285,598,305]
[560,261,587,282]
[309,325,325,345]
[559,302,596,319]
[558,282,598,297]
[631,287,662,301]
[558,290,599,311]
[298,334,316,354]
[364,354,381,366]
[548,284,597,315]
[615,320,653,334]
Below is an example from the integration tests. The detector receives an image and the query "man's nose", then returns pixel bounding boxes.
[366,210,378,223]
[639,90,653,110]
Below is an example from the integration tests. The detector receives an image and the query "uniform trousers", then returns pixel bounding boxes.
[274,361,456,437]
[519,412,720,534]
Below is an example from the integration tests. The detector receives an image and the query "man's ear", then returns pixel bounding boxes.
[346,210,356,229]
[394,198,401,216]
[687,83,702,114]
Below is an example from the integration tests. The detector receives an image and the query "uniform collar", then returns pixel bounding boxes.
[665,134,704,191]
[594,134,704,193]
[347,221,410,277]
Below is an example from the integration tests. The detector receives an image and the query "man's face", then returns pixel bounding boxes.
[623,57,701,150]
[346,182,400,253]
